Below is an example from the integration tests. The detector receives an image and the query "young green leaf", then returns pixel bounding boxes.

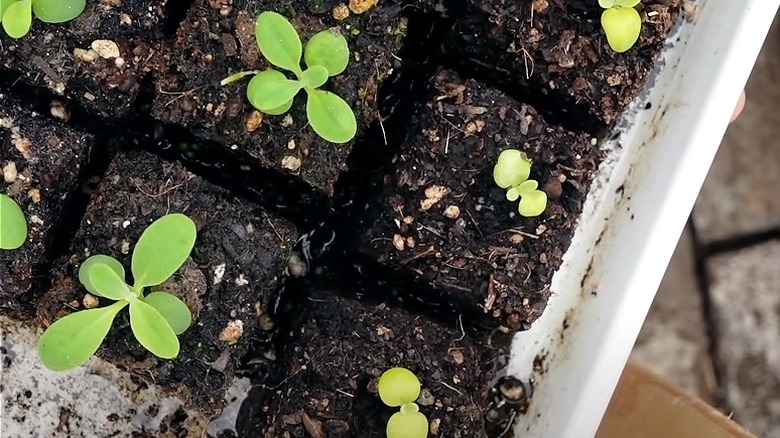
[614,0,641,7]
[131,213,197,289]
[601,6,642,53]
[255,11,303,76]
[247,70,295,115]
[306,88,357,144]
[518,190,548,217]
[37,301,127,371]
[386,403,429,438]
[1,0,20,22]
[493,149,531,189]
[506,187,520,202]
[145,291,192,335]
[598,0,616,8]
[88,263,134,301]
[2,0,31,39]
[79,255,126,296]
[0,193,27,250]
[516,179,539,194]
[247,73,302,112]
[304,28,349,76]
[129,298,180,359]
[32,0,85,23]
[300,65,329,89]
[378,367,421,407]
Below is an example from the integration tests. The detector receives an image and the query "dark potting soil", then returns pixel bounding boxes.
[356,69,599,329]
[441,0,684,131]
[150,0,434,194]
[0,93,93,318]
[261,291,506,438]
[36,149,298,417]
[0,0,685,436]
[0,0,171,119]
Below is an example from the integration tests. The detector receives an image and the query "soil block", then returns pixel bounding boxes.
[441,0,683,130]
[37,149,298,417]
[357,69,600,329]
[151,0,433,193]
[0,0,171,119]
[262,291,506,438]
[0,93,92,318]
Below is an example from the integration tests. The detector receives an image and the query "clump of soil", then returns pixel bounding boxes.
[37,149,298,416]
[0,0,170,119]
[151,0,434,193]
[0,93,92,318]
[357,69,601,329]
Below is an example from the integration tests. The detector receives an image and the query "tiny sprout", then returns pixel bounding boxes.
[37,213,196,371]
[378,367,428,438]
[0,193,27,250]
[493,149,547,217]
[223,11,357,144]
[599,0,642,53]
[1,0,86,39]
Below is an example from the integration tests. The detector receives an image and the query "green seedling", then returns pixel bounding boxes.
[37,213,196,371]
[1,0,86,39]
[599,0,642,53]
[378,367,428,438]
[222,11,357,144]
[493,149,548,217]
[0,193,27,250]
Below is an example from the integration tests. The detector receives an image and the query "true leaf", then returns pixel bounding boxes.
[598,0,616,8]
[2,0,31,39]
[300,65,329,89]
[79,255,126,296]
[255,11,303,76]
[32,0,85,23]
[601,7,642,53]
[506,187,520,202]
[131,213,197,289]
[305,88,357,144]
[518,190,548,217]
[304,28,349,76]
[493,149,531,189]
[247,71,302,112]
[0,193,27,250]
[88,263,133,301]
[37,301,127,371]
[145,291,192,335]
[247,70,295,115]
[129,298,179,359]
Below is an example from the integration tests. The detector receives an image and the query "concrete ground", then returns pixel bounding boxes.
[630,12,780,438]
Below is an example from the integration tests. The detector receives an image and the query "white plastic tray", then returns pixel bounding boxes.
[509,1,779,437]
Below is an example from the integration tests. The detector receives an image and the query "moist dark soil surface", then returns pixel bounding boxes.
[0,0,685,436]
[0,94,92,318]
[357,69,599,329]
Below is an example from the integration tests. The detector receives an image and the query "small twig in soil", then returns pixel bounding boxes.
[159,86,205,107]
[438,381,463,396]
[264,213,285,243]
[416,222,444,239]
[464,208,484,237]
[131,179,183,198]
[399,246,436,265]
[335,389,354,398]
[271,366,303,390]
[455,314,466,341]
